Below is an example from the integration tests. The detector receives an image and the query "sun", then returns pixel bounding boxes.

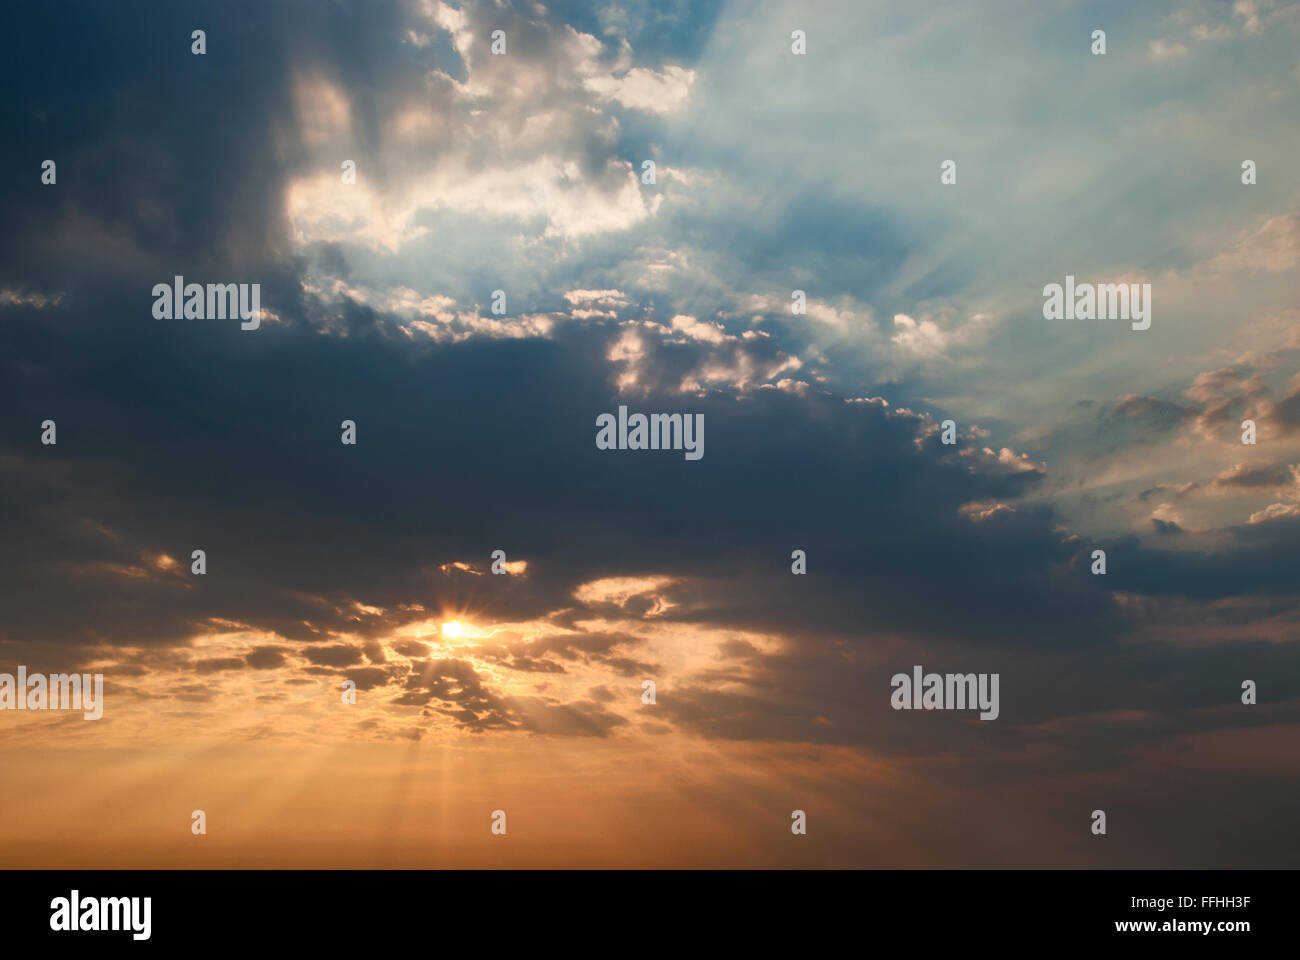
[440,620,464,639]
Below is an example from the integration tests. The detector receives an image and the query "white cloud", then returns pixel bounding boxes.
[288,156,661,252]
[583,65,696,114]
[890,311,994,358]
[670,314,729,343]
[891,313,947,355]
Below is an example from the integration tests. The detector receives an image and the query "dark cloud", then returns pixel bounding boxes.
[302,645,366,667]
[1137,482,1198,501]
[245,645,291,669]
[344,666,396,691]
[1212,462,1292,490]
[1271,383,1300,434]
[401,659,513,730]
[1111,394,1191,431]
[390,639,431,659]
[192,656,245,674]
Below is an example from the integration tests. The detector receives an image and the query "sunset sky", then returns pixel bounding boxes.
[2,0,1299,868]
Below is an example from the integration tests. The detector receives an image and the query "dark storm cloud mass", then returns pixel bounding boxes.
[2,3,296,281]
[1,282,1134,657]
[1,0,1298,866]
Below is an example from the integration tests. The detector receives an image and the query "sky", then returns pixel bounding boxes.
[1,0,1298,868]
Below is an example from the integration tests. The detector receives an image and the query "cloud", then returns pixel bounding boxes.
[1149,39,1189,60]
[1212,462,1294,490]
[1208,212,1300,274]
[582,64,696,113]
[670,314,729,344]
[0,289,63,309]
[303,645,367,667]
[245,646,291,669]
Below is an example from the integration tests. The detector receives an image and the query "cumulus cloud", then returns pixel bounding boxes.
[582,64,696,114]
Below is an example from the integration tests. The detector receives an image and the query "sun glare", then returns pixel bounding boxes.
[440,620,464,638]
